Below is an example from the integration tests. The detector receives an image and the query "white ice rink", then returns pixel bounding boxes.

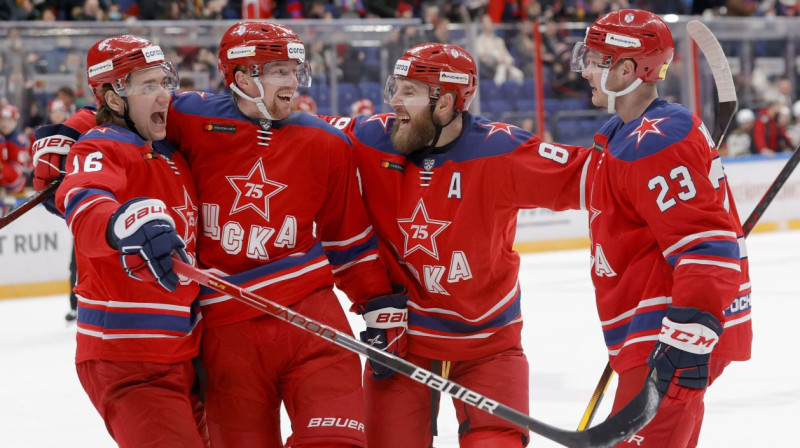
[1,230,797,447]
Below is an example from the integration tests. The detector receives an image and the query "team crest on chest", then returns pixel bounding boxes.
[226,159,287,221]
[397,198,451,259]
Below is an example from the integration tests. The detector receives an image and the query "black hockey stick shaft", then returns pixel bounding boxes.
[0,182,58,230]
[577,20,738,431]
[741,146,800,237]
[173,259,659,448]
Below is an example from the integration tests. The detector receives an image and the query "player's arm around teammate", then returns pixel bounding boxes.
[53,36,207,448]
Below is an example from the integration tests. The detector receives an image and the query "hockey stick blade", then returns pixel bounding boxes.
[173,259,659,448]
[0,182,58,230]
[687,20,738,147]
[579,20,739,432]
[742,146,800,236]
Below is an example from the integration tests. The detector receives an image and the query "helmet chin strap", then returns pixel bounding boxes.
[600,67,642,114]
[111,98,145,141]
[230,79,276,121]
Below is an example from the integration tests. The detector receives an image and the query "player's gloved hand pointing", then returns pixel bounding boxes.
[647,306,723,402]
[107,198,189,292]
[358,294,410,380]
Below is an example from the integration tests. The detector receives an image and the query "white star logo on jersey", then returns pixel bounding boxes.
[397,198,451,260]
[478,121,516,140]
[364,114,396,133]
[87,127,122,136]
[226,159,287,221]
[627,116,669,148]
[172,187,198,246]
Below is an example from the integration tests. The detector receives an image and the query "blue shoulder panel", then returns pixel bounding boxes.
[171,91,241,120]
[353,113,402,155]
[276,111,352,147]
[79,124,144,146]
[607,99,694,162]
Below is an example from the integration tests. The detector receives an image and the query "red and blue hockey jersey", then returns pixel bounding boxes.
[56,124,201,364]
[583,98,752,373]
[336,112,593,360]
[0,133,28,193]
[167,92,392,328]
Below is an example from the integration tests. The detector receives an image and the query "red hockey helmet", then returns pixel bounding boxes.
[350,98,374,117]
[217,21,311,89]
[573,10,674,82]
[292,94,317,113]
[384,43,478,113]
[86,35,177,104]
[1,105,19,120]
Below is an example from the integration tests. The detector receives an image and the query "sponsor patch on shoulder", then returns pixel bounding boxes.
[381,160,404,172]
[142,152,158,160]
[202,123,236,133]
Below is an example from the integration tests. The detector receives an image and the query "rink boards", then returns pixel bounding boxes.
[2,153,798,299]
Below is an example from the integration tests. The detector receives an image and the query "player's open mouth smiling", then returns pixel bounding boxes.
[277,93,293,103]
[152,111,166,124]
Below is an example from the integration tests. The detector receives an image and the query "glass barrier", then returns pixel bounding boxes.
[0,17,798,150]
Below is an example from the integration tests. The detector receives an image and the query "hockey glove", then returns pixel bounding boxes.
[647,306,723,402]
[31,124,80,217]
[358,294,410,380]
[108,198,189,292]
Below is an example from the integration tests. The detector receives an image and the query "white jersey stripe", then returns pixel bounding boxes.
[662,230,738,257]
[321,225,374,247]
[677,258,741,271]
[600,296,670,326]
[408,282,519,322]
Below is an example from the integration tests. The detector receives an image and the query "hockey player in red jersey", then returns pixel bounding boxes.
[570,10,752,446]
[0,105,28,195]
[324,43,593,447]
[53,35,208,447]
[31,22,397,448]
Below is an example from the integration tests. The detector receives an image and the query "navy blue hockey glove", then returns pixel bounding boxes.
[108,198,188,292]
[647,306,723,402]
[358,294,410,380]
[32,123,81,217]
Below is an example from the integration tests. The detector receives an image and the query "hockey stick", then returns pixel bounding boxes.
[741,145,800,235]
[0,182,58,230]
[172,259,659,448]
[576,20,738,431]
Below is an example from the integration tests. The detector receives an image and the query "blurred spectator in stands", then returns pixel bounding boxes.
[754,100,793,155]
[338,44,366,84]
[308,40,331,85]
[291,94,318,114]
[723,108,757,157]
[178,77,196,94]
[350,98,374,117]
[365,0,409,18]
[787,100,800,147]
[386,25,425,70]
[55,86,76,116]
[13,0,41,20]
[476,13,524,86]
[0,104,30,174]
[73,0,104,20]
[307,0,334,19]
[46,99,69,125]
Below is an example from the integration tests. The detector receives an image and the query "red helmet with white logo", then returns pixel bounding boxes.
[217,21,310,88]
[350,98,374,117]
[0,105,19,120]
[86,35,177,104]
[385,43,478,113]
[580,10,674,82]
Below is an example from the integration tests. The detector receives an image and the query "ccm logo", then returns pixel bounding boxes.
[124,206,167,230]
[659,325,717,349]
[32,137,73,151]
[375,312,407,324]
[308,417,364,432]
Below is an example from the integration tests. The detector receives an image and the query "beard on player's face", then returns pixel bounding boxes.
[390,105,436,154]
